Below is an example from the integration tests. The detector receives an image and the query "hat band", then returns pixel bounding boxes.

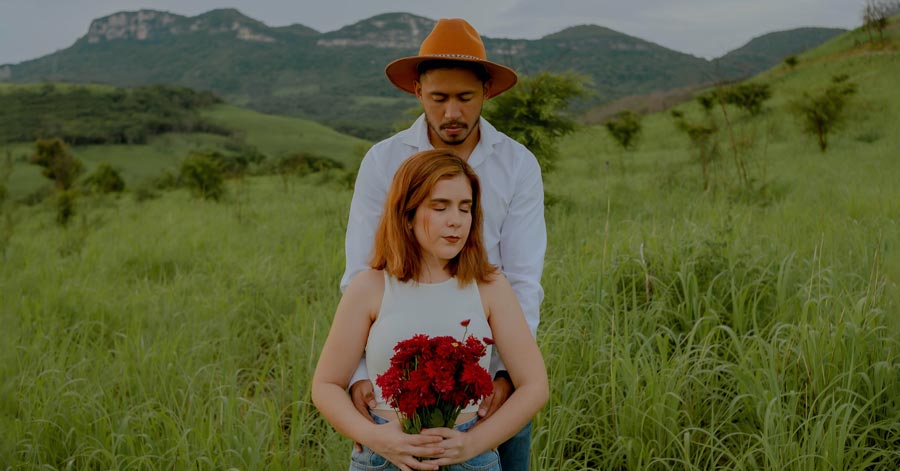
[421,53,486,61]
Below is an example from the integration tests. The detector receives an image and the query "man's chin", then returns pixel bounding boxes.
[439,132,468,146]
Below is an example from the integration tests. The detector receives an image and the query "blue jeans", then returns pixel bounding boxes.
[498,421,532,470]
[350,413,501,470]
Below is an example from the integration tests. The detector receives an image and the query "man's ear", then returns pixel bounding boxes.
[415,80,423,100]
[483,80,494,100]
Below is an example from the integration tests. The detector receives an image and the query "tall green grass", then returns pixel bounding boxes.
[2,26,899,470]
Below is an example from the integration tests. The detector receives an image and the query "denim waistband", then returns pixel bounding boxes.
[369,411,479,432]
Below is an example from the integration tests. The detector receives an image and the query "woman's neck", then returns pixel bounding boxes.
[417,260,452,284]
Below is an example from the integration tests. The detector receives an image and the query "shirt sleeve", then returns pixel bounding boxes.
[341,148,387,293]
[491,153,546,375]
[340,147,388,386]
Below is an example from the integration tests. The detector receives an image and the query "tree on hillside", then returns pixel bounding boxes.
[29,138,84,225]
[604,110,643,176]
[791,74,857,153]
[671,111,720,191]
[0,152,14,256]
[722,83,772,116]
[784,56,799,70]
[604,111,642,151]
[483,72,589,176]
[862,0,899,45]
[696,83,772,117]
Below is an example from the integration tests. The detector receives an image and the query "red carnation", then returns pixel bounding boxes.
[374,323,493,435]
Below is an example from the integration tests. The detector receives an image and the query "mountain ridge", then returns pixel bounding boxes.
[1,10,847,140]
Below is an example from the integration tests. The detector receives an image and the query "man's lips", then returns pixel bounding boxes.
[441,123,467,133]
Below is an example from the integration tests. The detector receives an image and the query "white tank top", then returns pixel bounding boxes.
[367,272,493,412]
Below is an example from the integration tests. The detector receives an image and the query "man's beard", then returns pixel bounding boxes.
[426,117,479,146]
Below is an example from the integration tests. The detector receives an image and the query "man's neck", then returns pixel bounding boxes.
[428,125,481,161]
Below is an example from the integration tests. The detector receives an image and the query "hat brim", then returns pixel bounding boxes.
[385,55,518,98]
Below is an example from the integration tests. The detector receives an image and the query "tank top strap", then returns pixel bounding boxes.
[380,270,395,314]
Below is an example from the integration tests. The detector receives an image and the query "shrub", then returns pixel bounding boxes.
[29,138,83,190]
[84,163,125,194]
[179,153,225,200]
[784,56,799,69]
[56,190,77,226]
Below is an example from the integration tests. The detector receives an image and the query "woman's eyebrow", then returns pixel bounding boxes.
[429,198,473,204]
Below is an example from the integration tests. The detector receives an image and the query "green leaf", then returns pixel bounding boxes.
[426,409,446,428]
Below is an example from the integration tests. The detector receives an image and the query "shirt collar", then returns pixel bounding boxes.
[402,114,501,168]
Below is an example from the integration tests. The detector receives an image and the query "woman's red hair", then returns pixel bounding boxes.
[370,149,496,285]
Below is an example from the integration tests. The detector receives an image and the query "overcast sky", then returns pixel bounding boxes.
[0,0,864,65]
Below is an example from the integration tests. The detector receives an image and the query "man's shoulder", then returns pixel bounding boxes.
[482,118,537,162]
[365,125,419,164]
[482,119,541,172]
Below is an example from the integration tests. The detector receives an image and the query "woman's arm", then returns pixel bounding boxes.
[422,274,549,465]
[311,270,445,471]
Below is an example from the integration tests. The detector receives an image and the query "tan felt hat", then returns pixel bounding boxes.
[385,18,518,96]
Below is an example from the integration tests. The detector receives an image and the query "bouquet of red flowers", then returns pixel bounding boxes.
[376,320,494,434]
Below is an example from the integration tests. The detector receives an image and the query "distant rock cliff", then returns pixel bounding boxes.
[316,13,433,49]
[84,9,287,44]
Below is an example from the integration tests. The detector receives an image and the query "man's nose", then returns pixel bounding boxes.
[444,100,462,119]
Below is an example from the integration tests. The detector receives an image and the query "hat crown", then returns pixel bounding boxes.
[384,17,517,96]
[419,18,487,60]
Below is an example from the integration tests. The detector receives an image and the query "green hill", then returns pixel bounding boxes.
[0,83,369,200]
[715,27,847,77]
[0,10,844,140]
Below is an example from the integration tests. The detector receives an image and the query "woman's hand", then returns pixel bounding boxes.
[367,420,446,471]
[418,427,480,466]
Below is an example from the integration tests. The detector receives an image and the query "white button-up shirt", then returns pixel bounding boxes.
[341,114,546,380]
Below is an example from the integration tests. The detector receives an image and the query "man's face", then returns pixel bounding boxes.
[415,68,489,148]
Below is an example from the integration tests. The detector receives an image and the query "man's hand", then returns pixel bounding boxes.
[350,379,377,452]
[477,374,513,420]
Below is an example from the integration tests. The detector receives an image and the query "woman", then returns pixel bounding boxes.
[312,149,548,471]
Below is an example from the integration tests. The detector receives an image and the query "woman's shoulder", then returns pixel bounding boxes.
[345,268,386,299]
[476,271,513,298]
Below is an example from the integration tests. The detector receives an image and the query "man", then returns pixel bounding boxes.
[340,18,545,469]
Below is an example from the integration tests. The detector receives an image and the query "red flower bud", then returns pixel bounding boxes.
[482,337,495,345]
[460,319,471,327]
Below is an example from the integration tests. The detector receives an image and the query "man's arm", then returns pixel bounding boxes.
[494,155,546,372]
[341,149,388,388]
[341,149,388,293]
[478,155,545,420]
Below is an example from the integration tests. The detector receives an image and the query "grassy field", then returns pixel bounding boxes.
[1,25,899,470]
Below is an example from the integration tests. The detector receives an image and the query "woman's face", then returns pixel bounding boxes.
[412,174,473,270]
